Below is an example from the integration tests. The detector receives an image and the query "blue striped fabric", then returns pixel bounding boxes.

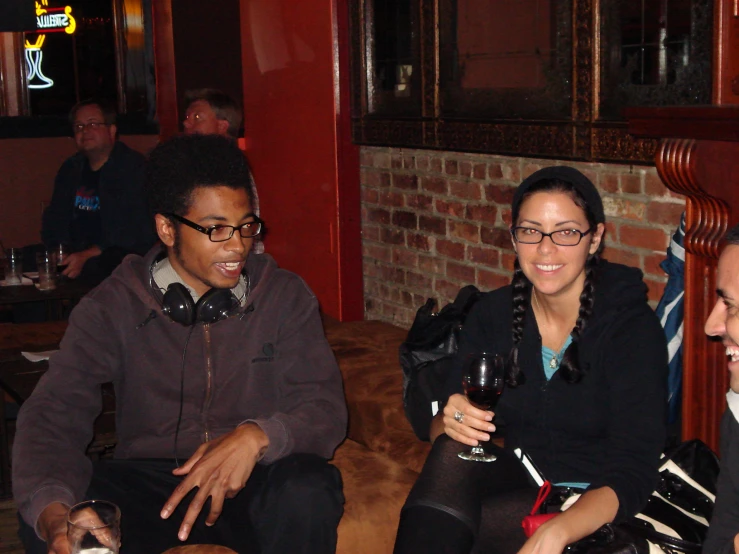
[655,213,686,425]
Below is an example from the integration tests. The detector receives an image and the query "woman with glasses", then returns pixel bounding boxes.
[394,167,668,554]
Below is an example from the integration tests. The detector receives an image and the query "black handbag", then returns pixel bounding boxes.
[527,440,718,554]
[399,285,481,441]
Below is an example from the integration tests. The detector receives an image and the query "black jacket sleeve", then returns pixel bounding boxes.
[704,410,739,554]
[588,306,668,522]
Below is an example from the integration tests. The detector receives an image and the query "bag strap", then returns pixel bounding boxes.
[529,481,552,516]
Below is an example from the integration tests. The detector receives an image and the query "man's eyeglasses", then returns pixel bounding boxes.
[72,121,110,134]
[511,226,593,246]
[166,213,263,242]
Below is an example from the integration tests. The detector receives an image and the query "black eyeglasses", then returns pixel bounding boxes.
[166,213,263,242]
[511,226,593,246]
[72,121,110,133]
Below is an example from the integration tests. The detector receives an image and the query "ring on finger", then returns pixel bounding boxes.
[454,410,465,424]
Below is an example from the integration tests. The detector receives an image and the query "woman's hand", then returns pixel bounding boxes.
[442,393,495,446]
[517,487,619,554]
[517,516,570,554]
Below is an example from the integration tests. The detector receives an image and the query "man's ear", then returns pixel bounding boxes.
[155,214,176,247]
[108,124,117,142]
[217,119,230,137]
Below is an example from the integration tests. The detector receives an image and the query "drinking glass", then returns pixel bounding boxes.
[4,248,23,285]
[55,243,70,268]
[458,352,505,462]
[67,500,121,554]
[36,251,57,290]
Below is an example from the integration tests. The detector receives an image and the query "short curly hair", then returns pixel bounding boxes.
[146,134,255,217]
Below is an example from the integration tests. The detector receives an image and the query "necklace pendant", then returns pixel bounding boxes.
[549,356,558,369]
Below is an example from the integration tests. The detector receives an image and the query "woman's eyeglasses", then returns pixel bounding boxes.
[511,226,593,246]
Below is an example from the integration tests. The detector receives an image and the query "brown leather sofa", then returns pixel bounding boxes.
[324,319,431,554]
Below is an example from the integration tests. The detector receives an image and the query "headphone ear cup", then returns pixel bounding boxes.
[195,288,237,324]
[162,283,196,326]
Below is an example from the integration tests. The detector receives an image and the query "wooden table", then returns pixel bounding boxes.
[0,321,117,498]
[0,278,93,321]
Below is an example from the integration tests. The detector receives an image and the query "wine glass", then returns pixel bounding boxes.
[458,352,505,462]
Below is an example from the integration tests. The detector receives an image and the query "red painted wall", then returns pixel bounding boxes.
[239,0,362,320]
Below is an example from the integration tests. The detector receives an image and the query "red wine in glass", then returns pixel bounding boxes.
[465,385,502,411]
[458,352,505,462]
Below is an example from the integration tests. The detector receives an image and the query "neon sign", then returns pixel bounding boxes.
[25,0,76,90]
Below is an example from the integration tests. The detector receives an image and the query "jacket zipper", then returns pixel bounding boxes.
[202,323,213,442]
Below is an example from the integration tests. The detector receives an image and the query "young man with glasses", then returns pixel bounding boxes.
[14,134,347,553]
[40,99,156,283]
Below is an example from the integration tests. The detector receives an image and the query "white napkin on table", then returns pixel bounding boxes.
[0,277,33,286]
[21,350,58,362]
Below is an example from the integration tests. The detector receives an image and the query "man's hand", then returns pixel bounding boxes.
[59,246,101,279]
[160,423,269,541]
[38,502,71,554]
[733,532,739,553]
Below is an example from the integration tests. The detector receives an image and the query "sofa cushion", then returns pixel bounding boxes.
[333,438,419,554]
[325,320,431,473]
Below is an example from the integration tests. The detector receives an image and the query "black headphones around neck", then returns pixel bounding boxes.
[161,282,240,326]
[149,253,247,326]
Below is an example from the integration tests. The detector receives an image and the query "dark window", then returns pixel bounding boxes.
[1,0,156,134]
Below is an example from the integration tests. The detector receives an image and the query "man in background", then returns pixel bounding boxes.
[704,223,739,553]
[183,89,263,253]
[41,99,156,283]
[183,88,243,139]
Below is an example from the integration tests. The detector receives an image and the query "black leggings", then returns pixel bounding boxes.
[394,435,539,554]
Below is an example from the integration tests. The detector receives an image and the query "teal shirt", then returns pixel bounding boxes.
[541,334,573,380]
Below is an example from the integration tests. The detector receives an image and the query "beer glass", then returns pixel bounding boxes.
[67,500,121,554]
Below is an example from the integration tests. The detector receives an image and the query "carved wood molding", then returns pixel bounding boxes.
[656,139,727,259]
[627,106,739,451]
[353,118,658,162]
[654,138,729,451]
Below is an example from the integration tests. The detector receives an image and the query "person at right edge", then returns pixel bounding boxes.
[393,166,668,553]
[703,224,739,553]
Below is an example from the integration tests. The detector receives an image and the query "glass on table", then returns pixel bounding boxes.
[67,500,121,554]
[458,352,505,463]
[36,250,57,290]
[54,243,70,268]
[4,248,23,285]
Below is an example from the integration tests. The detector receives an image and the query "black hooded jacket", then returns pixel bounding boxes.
[445,260,668,522]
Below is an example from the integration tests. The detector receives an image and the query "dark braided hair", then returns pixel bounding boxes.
[507,258,530,386]
[506,179,604,386]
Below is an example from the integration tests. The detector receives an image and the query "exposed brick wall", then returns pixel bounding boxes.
[361,146,685,328]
